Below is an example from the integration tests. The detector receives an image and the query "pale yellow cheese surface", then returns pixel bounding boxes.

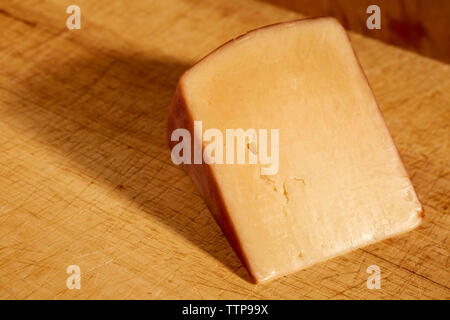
[180,18,422,282]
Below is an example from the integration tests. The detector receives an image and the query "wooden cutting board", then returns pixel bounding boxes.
[0,0,448,299]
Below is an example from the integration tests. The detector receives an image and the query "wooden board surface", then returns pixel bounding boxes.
[0,0,448,299]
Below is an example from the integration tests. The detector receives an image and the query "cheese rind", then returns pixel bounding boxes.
[167,17,423,283]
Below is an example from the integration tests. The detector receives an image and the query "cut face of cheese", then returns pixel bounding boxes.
[167,17,423,283]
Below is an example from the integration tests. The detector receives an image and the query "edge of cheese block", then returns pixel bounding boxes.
[167,17,423,283]
[167,83,258,281]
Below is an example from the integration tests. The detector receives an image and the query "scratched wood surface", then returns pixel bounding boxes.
[0,0,448,299]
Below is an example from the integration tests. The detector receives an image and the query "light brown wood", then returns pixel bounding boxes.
[0,0,448,299]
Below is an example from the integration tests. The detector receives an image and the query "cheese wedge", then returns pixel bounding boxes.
[167,17,423,283]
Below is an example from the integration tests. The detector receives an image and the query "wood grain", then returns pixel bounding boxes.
[0,0,448,299]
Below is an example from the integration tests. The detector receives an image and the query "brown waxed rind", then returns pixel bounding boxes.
[167,84,259,283]
[166,17,423,283]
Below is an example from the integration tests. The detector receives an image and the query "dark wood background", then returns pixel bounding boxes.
[263,0,450,63]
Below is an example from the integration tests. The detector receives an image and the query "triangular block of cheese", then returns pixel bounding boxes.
[167,17,423,283]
